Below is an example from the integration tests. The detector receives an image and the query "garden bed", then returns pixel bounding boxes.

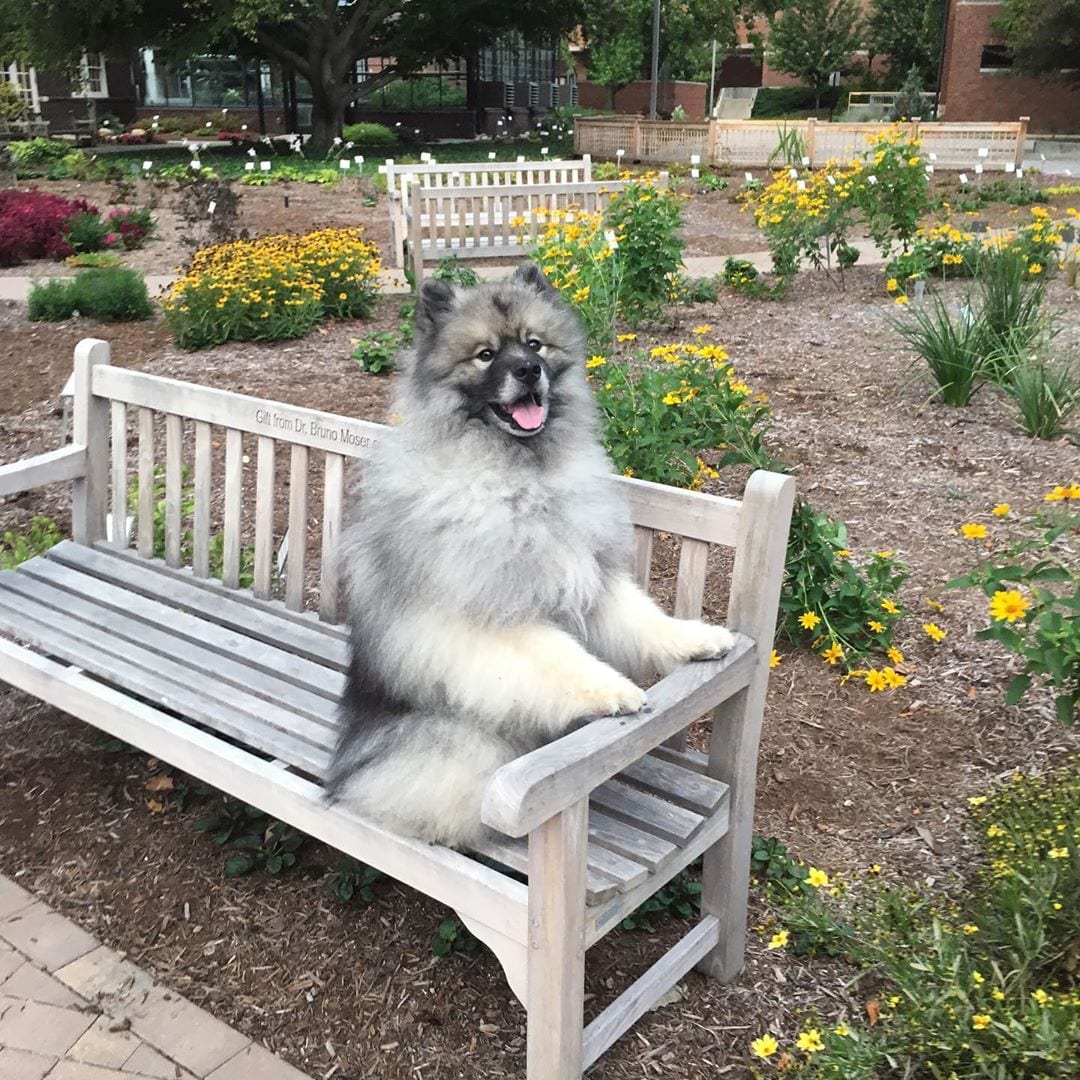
[0,257,1077,1077]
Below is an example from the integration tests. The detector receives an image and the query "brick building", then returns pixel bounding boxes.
[937,0,1080,131]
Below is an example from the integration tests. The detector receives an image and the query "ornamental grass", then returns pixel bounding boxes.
[163,227,381,349]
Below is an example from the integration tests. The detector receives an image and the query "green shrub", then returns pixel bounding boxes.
[64,211,110,254]
[65,251,123,269]
[0,516,63,568]
[751,85,841,118]
[8,137,70,173]
[351,330,398,374]
[1005,353,1080,440]
[974,246,1048,379]
[342,121,397,146]
[28,268,153,323]
[754,761,1080,1075]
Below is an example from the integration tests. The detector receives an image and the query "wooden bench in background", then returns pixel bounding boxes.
[0,339,794,1079]
[381,156,594,267]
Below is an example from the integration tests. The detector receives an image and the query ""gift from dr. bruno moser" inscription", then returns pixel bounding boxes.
[255,408,374,448]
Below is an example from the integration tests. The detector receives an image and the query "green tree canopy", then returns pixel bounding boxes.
[866,0,945,83]
[0,0,585,148]
[765,0,864,107]
[995,0,1080,84]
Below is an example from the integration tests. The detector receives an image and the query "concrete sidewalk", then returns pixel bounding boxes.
[0,875,311,1080]
[0,242,894,304]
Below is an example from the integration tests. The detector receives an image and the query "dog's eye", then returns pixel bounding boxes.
[526,338,543,351]
[476,348,494,363]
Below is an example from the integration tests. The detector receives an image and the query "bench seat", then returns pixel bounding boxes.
[0,539,737,911]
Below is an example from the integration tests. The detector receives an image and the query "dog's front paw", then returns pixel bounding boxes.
[567,671,646,720]
[653,619,736,667]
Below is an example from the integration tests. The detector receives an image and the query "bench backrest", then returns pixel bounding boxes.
[404,175,669,282]
[382,157,593,267]
[70,340,745,634]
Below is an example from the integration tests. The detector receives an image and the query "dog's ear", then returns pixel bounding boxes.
[414,279,458,336]
[512,261,556,297]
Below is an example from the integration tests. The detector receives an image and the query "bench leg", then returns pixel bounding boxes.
[526,799,587,1080]
[697,685,760,982]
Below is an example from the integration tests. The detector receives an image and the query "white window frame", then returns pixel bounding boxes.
[2,61,41,114]
[78,52,109,98]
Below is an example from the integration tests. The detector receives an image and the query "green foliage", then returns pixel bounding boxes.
[722,256,781,299]
[949,499,1080,725]
[867,0,945,82]
[621,868,702,930]
[351,330,398,374]
[696,171,729,192]
[0,80,25,121]
[751,836,811,893]
[751,85,843,118]
[951,176,1048,210]
[27,268,154,323]
[64,211,110,254]
[431,917,479,958]
[65,251,124,269]
[329,858,384,904]
[0,516,62,569]
[995,0,1080,85]
[781,501,909,664]
[765,0,865,103]
[974,246,1050,381]
[1006,353,1080,440]
[889,64,927,120]
[341,120,397,145]
[430,254,480,288]
[761,761,1080,1075]
[8,137,70,172]
[767,123,808,168]
[888,290,985,405]
[856,129,933,256]
[196,799,304,877]
[678,274,720,303]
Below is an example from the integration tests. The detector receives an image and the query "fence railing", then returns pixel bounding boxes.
[573,116,1031,170]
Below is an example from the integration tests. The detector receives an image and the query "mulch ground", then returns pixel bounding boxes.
[0,176,1078,1080]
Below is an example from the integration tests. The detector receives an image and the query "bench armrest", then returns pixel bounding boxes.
[0,445,87,498]
[480,634,756,837]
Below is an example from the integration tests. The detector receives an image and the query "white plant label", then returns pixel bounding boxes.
[826,175,836,186]
[974,163,983,174]
[339,159,350,170]
[959,172,968,183]
[190,161,202,171]
[540,146,549,155]
[260,160,272,172]
[929,152,937,161]
[796,180,806,191]
[867,175,877,185]
[616,149,625,158]
[1005,162,1015,173]
[142,160,152,171]
[801,156,810,167]
[420,152,431,162]
[925,165,934,174]
[691,168,699,178]
[977,147,989,158]
[744,171,753,182]
[488,151,496,160]
[354,155,364,165]
[516,155,525,163]
[208,200,217,215]
[1016,169,1024,179]
[690,154,700,165]
[245,162,255,171]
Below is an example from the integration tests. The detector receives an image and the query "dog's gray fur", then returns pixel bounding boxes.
[328,263,734,846]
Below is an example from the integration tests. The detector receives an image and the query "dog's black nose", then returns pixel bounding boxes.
[513,359,542,386]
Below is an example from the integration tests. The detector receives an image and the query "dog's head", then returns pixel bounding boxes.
[405,262,588,441]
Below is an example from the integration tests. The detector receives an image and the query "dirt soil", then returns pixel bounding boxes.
[0,178,1079,1080]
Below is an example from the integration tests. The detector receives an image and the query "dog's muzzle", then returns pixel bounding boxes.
[488,353,550,436]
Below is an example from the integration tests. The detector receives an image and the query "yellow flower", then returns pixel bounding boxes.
[923,622,947,642]
[962,923,980,934]
[750,1034,779,1059]
[770,649,781,668]
[691,324,712,335]
[875,550,894,559]
[799,611,821,630]
[865,669,889,692]
[992,989,1005,1001]
[806,867,830,888]
[868,864,881,874]
[883,666,907,688]
[972,1014,991,1030]
[988,590,1031,624]
[887,646,905,665]
[836,548,851,558]
[1048,846,1069,859]
[822,642,844,665]
[986,823,1004,838]
[881,599,900,614]
[1029,263,1043,274]
[972,970,985,984]
[796,1029,825,1053]
[967,796,987,807]
[767,929,789,949]
[1044,484,1080,501]
[616,332,637,342]
[1032,989,1052,1005]
[868,619,886,633]
[662,391,682,406]
[585,355,606,369]
[886,277,899,292]
[834,1023,849,1037]
[960,523,988,539]
[895,294,910,305]
[991,503,1010,516]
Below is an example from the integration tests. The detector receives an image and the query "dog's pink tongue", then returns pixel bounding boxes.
[509,399,545,430]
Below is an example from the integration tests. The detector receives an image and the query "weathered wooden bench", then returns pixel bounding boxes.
[0,339,795,1079]
[381,156,594,267]
[404,174,670,283]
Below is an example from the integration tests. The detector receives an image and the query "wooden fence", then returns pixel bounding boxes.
[574,116,1030,170]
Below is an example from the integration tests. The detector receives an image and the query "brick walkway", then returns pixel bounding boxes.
[0,875,311,1080]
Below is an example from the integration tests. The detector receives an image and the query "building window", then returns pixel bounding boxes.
[2,61,40,113]
[79,52,109,97]
[979,44,1014,71]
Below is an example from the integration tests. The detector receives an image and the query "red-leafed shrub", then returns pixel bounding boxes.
[0,190,99,267]
[218,129,258,145]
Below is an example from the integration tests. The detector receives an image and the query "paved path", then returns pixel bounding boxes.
[0,242,894,304]
[0,875,311,1080]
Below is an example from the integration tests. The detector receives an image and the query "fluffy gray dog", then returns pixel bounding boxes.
[328,262,734,846]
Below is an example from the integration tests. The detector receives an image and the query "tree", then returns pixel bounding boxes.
[583,0,650,109]
[766,0,864,107]
[866,0,945,83]
[995,0,1080,84]
[0,0,585,150]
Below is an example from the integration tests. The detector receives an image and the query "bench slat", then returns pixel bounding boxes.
[223,428,243,590]
[619,752,728,815]
[286,444,308,612]
[193,421,212,578]
[0,568,339,730]
[15,555,343,702]
[165,414,183,568]
[320,452,345,623]
[109,401,127,550]
[0,592,331,776]
[590,779,705,846]
[254,435,275,599]
[136,408,154,558]
[46,542,349,667]
[587,810,677,873]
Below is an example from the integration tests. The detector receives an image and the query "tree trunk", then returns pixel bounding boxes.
[607,85,617,111]
[309,93,347,154]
